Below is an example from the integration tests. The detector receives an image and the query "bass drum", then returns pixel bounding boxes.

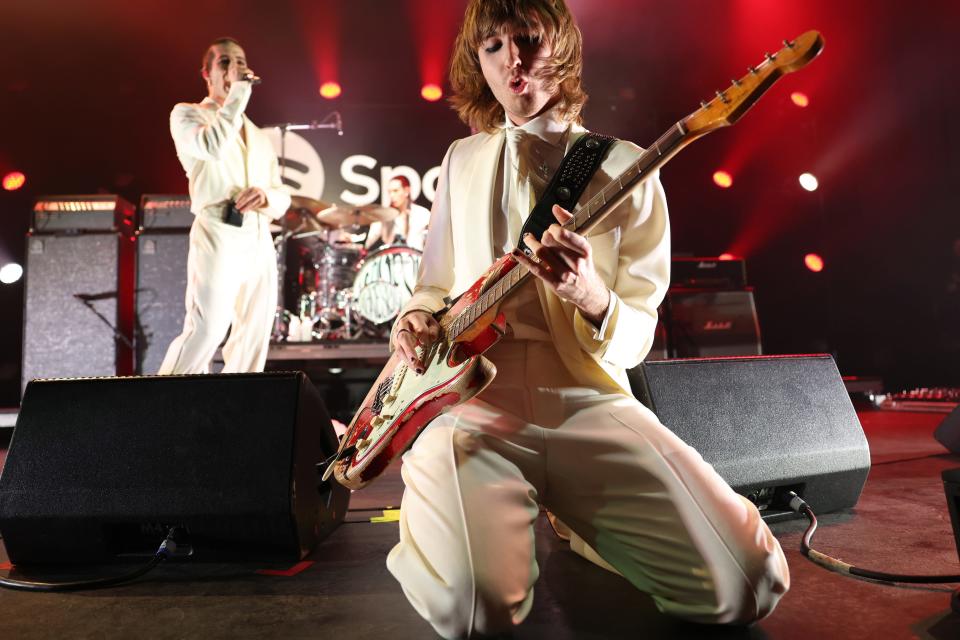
[352,245,422,325]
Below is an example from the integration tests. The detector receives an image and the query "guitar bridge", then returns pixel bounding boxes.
[371,376,393,415]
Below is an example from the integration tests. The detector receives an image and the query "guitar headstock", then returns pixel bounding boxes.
[682,30,824,138]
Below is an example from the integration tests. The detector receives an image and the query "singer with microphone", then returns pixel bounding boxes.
[158,37,291,375]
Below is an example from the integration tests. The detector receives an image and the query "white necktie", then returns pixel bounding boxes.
[505,127,534,249]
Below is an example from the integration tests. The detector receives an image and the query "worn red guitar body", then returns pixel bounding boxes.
[329,255,516,489]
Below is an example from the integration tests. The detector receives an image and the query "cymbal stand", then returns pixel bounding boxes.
[268,112,344,342]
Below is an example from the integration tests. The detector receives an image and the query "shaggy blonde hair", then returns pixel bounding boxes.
[449,0,587,133]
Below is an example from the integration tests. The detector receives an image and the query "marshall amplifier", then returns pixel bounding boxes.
[138,194,194,231]
[31,195,136,233]
[666,288,762,357]
[671,257,748,290]
[645,319,669,361]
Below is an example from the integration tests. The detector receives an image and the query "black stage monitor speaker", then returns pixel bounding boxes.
[0,372,349,565]
[935,406,960,454]
[628,354,871,521]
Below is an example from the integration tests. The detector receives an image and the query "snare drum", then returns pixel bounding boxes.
[352,245,422,325]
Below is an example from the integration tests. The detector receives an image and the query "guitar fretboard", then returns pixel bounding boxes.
[445,121,688,342]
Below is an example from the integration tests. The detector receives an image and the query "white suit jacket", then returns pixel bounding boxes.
[398,123,671,395]
[170,82,290,220]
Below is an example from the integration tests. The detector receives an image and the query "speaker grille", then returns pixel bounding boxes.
[22,234,124,391]
[135,233,190,374]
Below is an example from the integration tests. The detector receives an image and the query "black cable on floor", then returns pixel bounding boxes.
[0,528,179,592]
[785,492,960,584]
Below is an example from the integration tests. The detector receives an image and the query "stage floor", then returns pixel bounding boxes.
[1,409,959,640]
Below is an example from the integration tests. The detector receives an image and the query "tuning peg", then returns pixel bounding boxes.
[701,100,709,109]
[764,52,776,62]
[748,65,758,75]
[783,39,796,48]
[731,78,742,87]
[715,90,730,104]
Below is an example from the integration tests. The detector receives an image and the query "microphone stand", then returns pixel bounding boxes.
[268,112,344,342]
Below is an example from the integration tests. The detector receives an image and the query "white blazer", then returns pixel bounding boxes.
[170,82,290,220]
[399,124,671,395]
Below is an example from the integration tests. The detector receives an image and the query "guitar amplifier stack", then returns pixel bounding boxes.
[22,196,137,391]
[21,195,195,392]
[136,195,193,375]
[647,256,762,360]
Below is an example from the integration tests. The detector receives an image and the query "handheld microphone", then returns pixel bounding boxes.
[240,72,262,85]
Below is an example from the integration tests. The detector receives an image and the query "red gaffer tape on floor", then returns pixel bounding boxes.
[255,561,314,577]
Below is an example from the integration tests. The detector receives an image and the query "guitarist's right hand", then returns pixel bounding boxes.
[393,311,440,375]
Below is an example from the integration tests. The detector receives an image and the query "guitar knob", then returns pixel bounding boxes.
[764,52,776,62]
[783,39,795,48]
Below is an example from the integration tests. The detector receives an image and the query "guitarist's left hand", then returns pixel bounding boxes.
[514,204,611,327]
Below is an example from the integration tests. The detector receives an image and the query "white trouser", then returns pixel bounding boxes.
[158,209,277,374]
[387,340,790,639]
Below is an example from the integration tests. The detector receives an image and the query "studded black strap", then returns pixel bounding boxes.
[517,131,617,256]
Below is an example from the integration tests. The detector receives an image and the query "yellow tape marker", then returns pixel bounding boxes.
[370,509,401,523]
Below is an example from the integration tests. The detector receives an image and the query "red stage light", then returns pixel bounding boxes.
[804,253,824,273]
[712,170,733,189]
[791,92,810,108]
[319,82,342,99]
[718,253,735,261]
[2,171,25,191]
[421,83,443,102]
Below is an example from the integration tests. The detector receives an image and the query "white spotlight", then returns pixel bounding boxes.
[0,263,23,284]
[799,173,819,192]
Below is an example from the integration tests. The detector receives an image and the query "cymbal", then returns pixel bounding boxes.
[270,196,332,234]
[289,195,330,213]
[316,204,399,228]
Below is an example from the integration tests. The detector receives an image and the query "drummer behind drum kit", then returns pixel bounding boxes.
[272,196,422,342]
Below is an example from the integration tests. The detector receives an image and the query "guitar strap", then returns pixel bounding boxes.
[517,131,617,256]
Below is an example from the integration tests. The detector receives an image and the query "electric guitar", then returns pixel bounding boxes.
[326,31,825,490]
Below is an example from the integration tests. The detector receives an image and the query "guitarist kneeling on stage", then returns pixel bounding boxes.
[387,1,789,636]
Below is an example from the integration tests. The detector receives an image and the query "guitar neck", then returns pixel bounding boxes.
[445,121,692,342]
[445,30,825,342]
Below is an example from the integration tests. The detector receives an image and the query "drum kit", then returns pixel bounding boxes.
[272,196,422,342]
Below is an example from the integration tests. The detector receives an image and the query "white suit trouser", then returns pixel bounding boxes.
[387,340,789,639]
[158,210,277,374]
